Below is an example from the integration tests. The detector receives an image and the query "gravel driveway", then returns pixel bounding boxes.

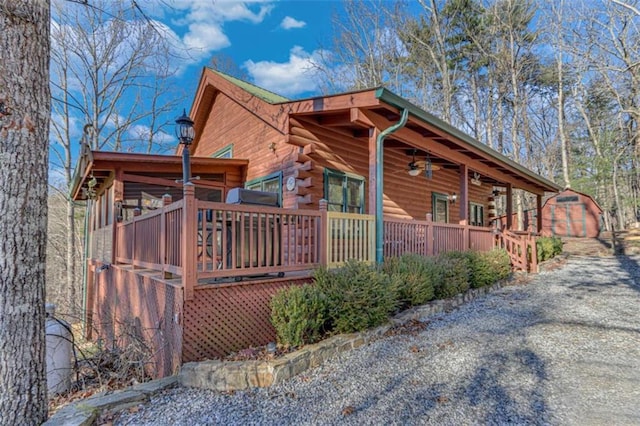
[116,255,640,425]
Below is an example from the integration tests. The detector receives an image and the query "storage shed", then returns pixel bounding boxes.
[541,189,603,237]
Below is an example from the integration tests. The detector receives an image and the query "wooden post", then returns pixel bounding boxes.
[132,208,141,269]
[529,235,538,273]
[536,194,543,234]
[111,178,123,265]
[182,184,197,301]
[506,183,513,230]
[459,164,468,223]
[319,199,329,267]
[161,194,172,279]
[426,213,433,256]
[460,219,470,250]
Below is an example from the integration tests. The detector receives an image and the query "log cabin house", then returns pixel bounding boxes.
[71,68,561,377]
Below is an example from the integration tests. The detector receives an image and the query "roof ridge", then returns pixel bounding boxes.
[207,68,290,104]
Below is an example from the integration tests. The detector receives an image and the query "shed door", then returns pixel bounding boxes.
[551,203,586,237]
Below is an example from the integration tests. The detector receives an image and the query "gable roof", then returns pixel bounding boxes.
[190,68,561,195]
[209,69,289,104]
[543,188,603,212]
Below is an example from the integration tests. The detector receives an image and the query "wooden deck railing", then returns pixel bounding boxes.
[323,207,375,267]
[192,200,323,282]
[383,216,495,257]
[106,185,540,300]
[114,200,183,276]
[496,230,538,273]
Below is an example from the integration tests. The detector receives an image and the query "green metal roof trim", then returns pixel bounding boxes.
[210,69,290,104]
[375,88,562,192]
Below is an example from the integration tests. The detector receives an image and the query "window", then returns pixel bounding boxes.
[469,202,484,226]
[212,144,233,159]
[432,192,449,223]
[324,168,365,213]
[245,171,282,206]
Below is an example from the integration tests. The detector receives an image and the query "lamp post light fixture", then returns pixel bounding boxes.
[175,109,195,184]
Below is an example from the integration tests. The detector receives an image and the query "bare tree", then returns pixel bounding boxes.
[0,0,50,423]
[49,0,182,315]
[314,0,409,95]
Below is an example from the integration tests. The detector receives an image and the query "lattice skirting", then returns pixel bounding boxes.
[90,264,183,378]
[183,279,309,362]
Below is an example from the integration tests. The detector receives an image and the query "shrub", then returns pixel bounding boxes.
[480,249,512,283]
[314,261,397,334]
[270,284,328,348]
[536,236,563,262]
[383,254,436,309]
[466,251,493,289]
[433,252,470,298]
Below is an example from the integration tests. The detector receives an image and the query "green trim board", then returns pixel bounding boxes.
[245,171,283,207]
[211,144,233,159]
[432,192,449,223]
[323,168,365,213]
[469,202,484,226]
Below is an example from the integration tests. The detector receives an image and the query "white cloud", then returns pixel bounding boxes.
[280,16,306,30]
[162,0,275,64]
[183,22,230,53]
[243,46,325,97]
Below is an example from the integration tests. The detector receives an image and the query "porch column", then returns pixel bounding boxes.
[506,183,513,230]
[459,164,468,223]
[111,171,124,265]
[536,193,543,233]
[182,183,197,301]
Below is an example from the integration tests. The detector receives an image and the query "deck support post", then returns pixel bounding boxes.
[425,213,434,256]
[536,194,543,234]
[182,183,197,301]
[459,164,468,223]
[506,183,513,231]
[375,108,408,264]
[319,199,328,267]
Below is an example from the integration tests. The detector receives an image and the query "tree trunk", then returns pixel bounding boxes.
[0,1,50,424]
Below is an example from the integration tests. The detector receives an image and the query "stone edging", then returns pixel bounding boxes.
[44,278,514,425]
[43,376,178,426]
[179,282,505,392]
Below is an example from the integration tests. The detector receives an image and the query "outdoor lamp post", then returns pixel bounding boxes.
[175,109,195,184]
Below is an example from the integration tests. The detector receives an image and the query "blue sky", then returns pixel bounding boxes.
[151,0,342,99]
[49,0,346,185]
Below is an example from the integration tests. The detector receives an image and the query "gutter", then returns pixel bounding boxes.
[374,88,562,193]
[376,108,409,264]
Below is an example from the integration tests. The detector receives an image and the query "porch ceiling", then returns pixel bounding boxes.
[290,102,560,195]
[71,150,248,201]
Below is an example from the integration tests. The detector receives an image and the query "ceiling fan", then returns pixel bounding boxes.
[400,149,440,177]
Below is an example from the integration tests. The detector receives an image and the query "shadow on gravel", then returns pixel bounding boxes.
[565,255,639,294]
[461,349,548,424]
[616,255,640,292]
[610,233,640,292]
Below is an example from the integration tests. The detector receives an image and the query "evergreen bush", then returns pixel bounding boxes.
[270,284,328,347]
[483,249,512,282]
[383,254,436,309]
[314,261,397,334]
[536,236,563,262]
[435,251,471,297]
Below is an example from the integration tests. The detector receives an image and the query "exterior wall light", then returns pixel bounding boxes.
[175,109,195,184]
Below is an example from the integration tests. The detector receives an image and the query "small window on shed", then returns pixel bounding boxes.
[557,195,579,203]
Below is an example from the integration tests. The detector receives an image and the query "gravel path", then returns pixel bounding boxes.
[116,255,640,425]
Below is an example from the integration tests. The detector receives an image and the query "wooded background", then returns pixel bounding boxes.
[47,0,640,316]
